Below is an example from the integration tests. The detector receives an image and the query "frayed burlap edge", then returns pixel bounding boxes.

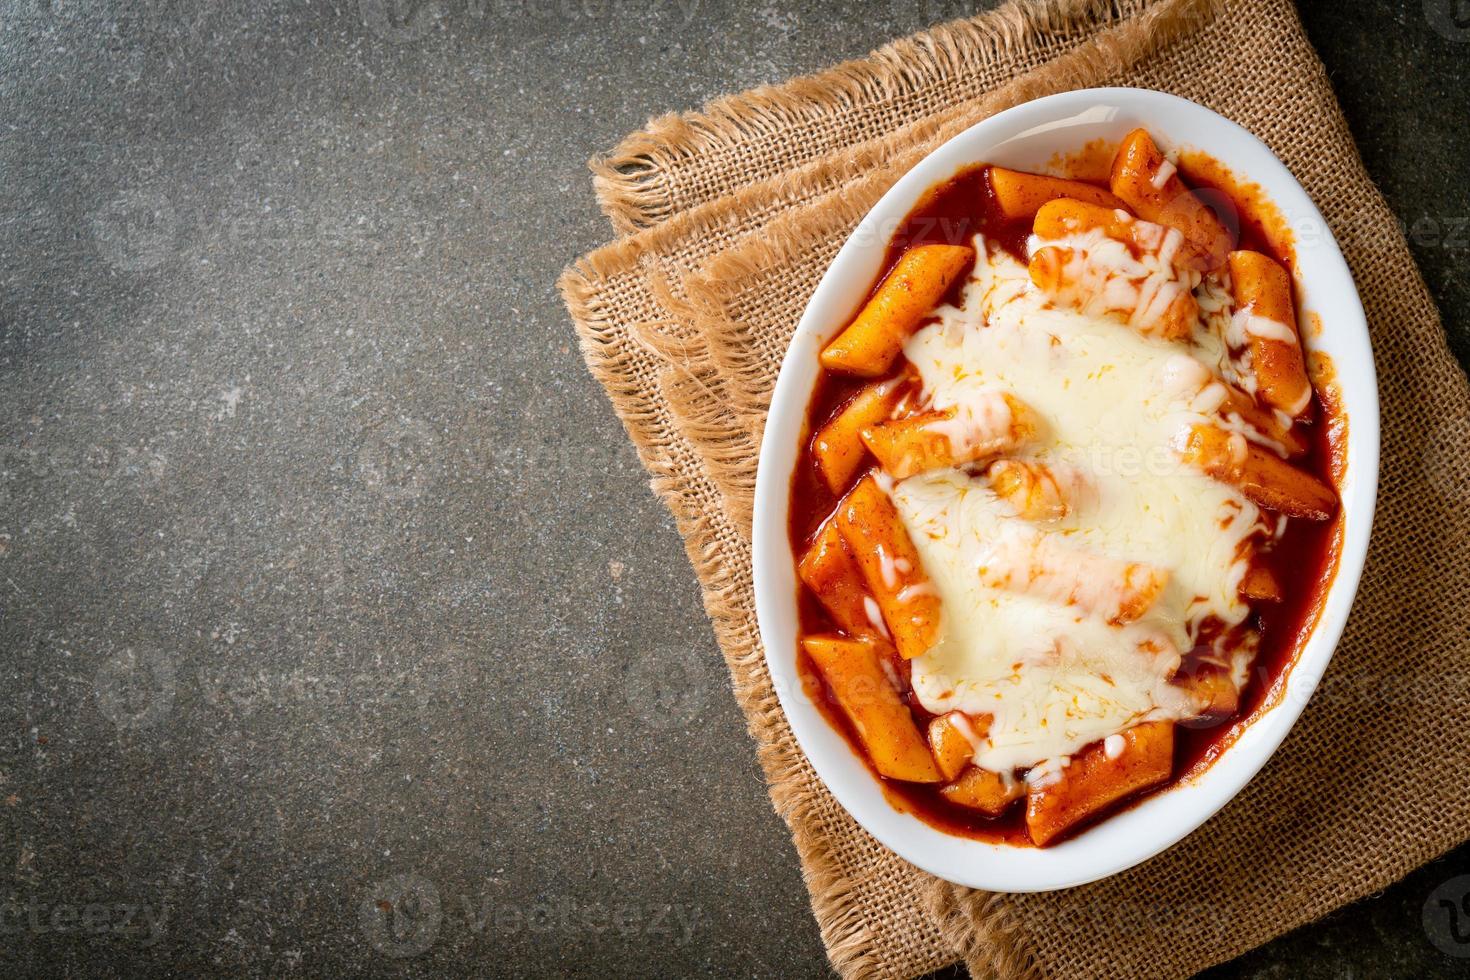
[591,0,1170,233]
[930,885,1044,980]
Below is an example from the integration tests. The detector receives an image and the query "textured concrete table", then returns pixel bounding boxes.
[1,1,1467,976]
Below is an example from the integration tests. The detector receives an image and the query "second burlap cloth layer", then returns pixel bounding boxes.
[559,0,1470,976]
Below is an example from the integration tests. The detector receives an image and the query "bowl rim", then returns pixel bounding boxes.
[750,86,1381,892]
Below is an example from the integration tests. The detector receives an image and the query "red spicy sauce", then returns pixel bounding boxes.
[788,158,1347,844]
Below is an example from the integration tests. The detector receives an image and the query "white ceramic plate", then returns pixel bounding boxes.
[751,88,1379,892]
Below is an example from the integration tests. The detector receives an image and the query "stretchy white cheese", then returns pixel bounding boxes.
[895,239,1270,773]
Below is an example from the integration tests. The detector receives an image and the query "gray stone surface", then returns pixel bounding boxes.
[0,0,1465,976]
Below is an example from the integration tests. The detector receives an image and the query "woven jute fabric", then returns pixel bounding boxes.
[559,0,1470,976]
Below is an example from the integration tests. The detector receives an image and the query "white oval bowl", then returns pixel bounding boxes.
[752,88,1379,892]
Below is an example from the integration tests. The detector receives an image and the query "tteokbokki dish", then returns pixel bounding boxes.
[788,129,1342,846]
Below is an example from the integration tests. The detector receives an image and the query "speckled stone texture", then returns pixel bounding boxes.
[0,1,1465,976]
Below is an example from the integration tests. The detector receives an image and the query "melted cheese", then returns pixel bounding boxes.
[1152,158,1178,190]
[897,240,1269,774]
[1228,308,1297,345]
[1027,227,1198,337]
[924,391,1015,454]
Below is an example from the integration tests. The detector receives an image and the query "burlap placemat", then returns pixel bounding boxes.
[560,1,1470,976]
